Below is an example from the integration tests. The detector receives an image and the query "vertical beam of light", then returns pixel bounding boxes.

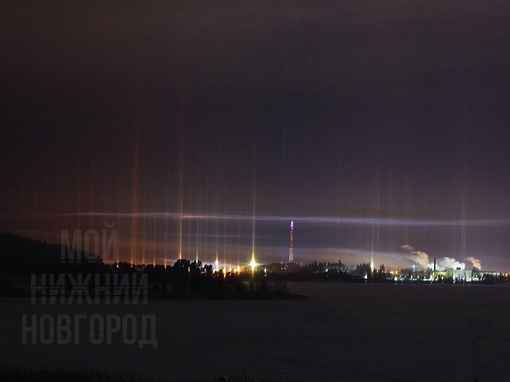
[55,125,62,243]
[237,215,241,271]
[335,124,341,264]
[152,216,156,266]
[31,135,39,238]
[204,154,210,264]
[370,169,380,272]
[278,23,289,221]
[288,220,294,263]
[7,127,14,231]
[163,161,169,267]
[460,141,467,260]
[452,224,457,259]
[76,129,82,231]
[164,211,168,267]
[195,216,200,262]
[187,214,192,260]
[129,22,145,266]
[178,209,183,260]
[212,122,222,268]
[194,166,201,263]
[129,125,140,265]
[223,185,228,271]
[141,198,146,265]
[375,168,381,271]
[251,152,257,267]
[370,220,375,271]
[215,216,219,268]
[178,140,184,260]
[194,147,201,263]
[187,151,194,260]
[178,52,189,263]
[204,220,211,261]
[86,154,96,258]
[404,167,410,245]
[88,152,96,232]
[116,170,123,264]
[386,125,395,271]
[371,126,383,271]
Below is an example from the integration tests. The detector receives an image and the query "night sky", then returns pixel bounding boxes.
[2,1,510,271]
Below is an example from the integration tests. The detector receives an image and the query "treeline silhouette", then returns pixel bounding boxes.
[263,260,365,282]
[0,232,295,299]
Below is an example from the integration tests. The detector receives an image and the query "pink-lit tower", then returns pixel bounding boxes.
[289,220,294,263]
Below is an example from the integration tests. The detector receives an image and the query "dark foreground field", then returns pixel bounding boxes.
[1,282,510,381]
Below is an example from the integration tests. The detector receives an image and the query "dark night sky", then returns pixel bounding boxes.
[2,1,510,271]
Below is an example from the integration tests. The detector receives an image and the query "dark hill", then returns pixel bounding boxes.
[0,232,102,275]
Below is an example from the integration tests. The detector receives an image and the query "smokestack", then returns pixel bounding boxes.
[434,258,436,272]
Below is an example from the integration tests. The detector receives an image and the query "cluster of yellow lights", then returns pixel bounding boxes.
[212,266,242,275]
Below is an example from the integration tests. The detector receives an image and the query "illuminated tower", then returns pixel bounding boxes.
[289,220,294,263]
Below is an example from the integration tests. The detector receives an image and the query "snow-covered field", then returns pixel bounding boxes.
[1,282,510,381]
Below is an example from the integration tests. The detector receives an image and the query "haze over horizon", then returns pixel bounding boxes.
[2,1,510,271]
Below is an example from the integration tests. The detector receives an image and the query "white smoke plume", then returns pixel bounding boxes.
[433,257,465,271]
[412,251,430,269]
[400,244,414,252]
[401,244,479,271]
[400,244,429,269]
[465,256,482,270]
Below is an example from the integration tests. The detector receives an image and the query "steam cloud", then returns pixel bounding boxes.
[400,244,429,269]
[400,244,477,271]
[465,256,482,270]
[435,257,465,271]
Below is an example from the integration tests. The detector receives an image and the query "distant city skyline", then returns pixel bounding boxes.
[4,212,508,272]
